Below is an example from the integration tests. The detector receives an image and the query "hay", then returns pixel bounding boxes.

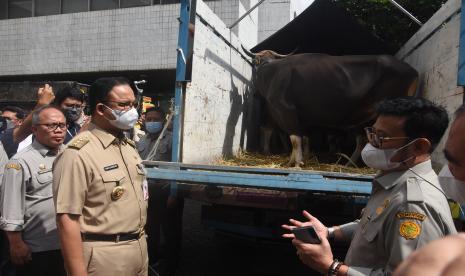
[216,152,377,175]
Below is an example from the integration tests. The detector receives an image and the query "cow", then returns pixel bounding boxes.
[243,47,418,168]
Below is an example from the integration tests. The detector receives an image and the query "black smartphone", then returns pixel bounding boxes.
[291,226,321,244]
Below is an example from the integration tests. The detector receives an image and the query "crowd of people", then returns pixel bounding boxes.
[0,78,181,276]
[0,77,464,276]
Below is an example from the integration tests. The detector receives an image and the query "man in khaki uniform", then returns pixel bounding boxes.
[53,77,148,276]
[1,105,66,276]
[283,97,456,276]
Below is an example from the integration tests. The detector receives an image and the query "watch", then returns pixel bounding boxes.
[327,259,343,276]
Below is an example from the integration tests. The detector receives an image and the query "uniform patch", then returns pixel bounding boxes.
[376,199,390,215]
[396,212,426,221]
[104,164,119,171]
[68,137,89,150]
[399,220,421,240]
[5,163,21,170]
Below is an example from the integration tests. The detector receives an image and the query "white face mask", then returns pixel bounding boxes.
[104,105,139,130]
[438,164,465,205]
[361,140,417,171]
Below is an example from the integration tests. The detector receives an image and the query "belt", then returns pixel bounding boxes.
[81,231,144,243]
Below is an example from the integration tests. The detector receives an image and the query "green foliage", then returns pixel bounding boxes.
[332,0,447,50]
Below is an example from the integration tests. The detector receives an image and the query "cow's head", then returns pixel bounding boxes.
[241,46,297,66]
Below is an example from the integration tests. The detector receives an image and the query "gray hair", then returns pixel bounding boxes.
[31,105,65,125]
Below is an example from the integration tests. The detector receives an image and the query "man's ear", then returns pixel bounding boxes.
[414,138,432,155]
[95,103,105,116]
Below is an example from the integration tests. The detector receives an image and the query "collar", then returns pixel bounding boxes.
[88,123,119,149]
[374,159,433,190]
[31,139,63,157]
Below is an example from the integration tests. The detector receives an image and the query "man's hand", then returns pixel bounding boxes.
[282,211,334,274]
[293,237,334,274]
[282,210,328,240]
[37,84,55,106]
[394,234,465,276]
[9,238,32,265]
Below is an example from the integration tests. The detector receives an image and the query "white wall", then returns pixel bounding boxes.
[290,0,313,19]
[0,5,179,76]
[257,0,291,42]
[396,0,464,167]
[182,0,253,164]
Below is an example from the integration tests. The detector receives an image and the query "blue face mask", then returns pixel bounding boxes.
[145,121,163,134]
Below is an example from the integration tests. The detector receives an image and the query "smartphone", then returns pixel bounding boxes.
[291,226,321,244]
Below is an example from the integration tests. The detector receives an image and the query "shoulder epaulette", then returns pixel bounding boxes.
[68,137,90,150]
[406,177,424,203]
[126,139,136,148]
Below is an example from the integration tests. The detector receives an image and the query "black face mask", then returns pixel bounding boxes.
[63,107,82,123]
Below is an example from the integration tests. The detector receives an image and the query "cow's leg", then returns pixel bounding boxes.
[261,126,273,154]
[346,134,365,167]
[303,135,310,161]
[288,134,304,168]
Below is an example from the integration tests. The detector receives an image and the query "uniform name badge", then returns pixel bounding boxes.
[143,179,149,201]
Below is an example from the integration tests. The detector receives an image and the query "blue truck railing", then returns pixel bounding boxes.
[144,161,373,195]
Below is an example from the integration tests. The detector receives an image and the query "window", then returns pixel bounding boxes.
[161,0,180,4]
[121,0,150,8]
[62,0,88,14]
[0,0,7,19]
[35,0,60,16]
[91,0,118,11]
[8,0,32,18]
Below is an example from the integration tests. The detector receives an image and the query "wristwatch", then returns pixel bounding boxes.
[327,259,343,276]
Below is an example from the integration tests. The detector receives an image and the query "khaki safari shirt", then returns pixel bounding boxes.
[340,160,456,276]
[0,140,62,252]
[53,123,147,235]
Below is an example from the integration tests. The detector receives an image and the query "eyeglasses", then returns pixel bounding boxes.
[104,100,139,111]
[63,104,84,109]
[364,127,409,148]
[37,123,67,131]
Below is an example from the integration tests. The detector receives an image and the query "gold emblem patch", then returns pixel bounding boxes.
[6,163,21,170]
[111,186,125,201]
[396,212,426,221]
[39,164,46,170]
[399,220,421,240]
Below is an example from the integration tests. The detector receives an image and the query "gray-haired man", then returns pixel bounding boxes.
[0,105,67,276]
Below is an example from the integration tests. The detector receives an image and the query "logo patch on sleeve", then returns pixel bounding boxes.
[399,220,421,240]
[396,212,426,221]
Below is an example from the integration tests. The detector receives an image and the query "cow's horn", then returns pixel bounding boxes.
[269,47,299,58]
[241,45,257,58]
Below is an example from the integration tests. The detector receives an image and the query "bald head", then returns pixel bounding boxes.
[444,105,465,181]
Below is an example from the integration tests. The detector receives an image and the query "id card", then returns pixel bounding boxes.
[142,179,149,200]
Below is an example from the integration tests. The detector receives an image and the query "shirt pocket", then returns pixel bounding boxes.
[100,170,128,203]
[33,169,53,196]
